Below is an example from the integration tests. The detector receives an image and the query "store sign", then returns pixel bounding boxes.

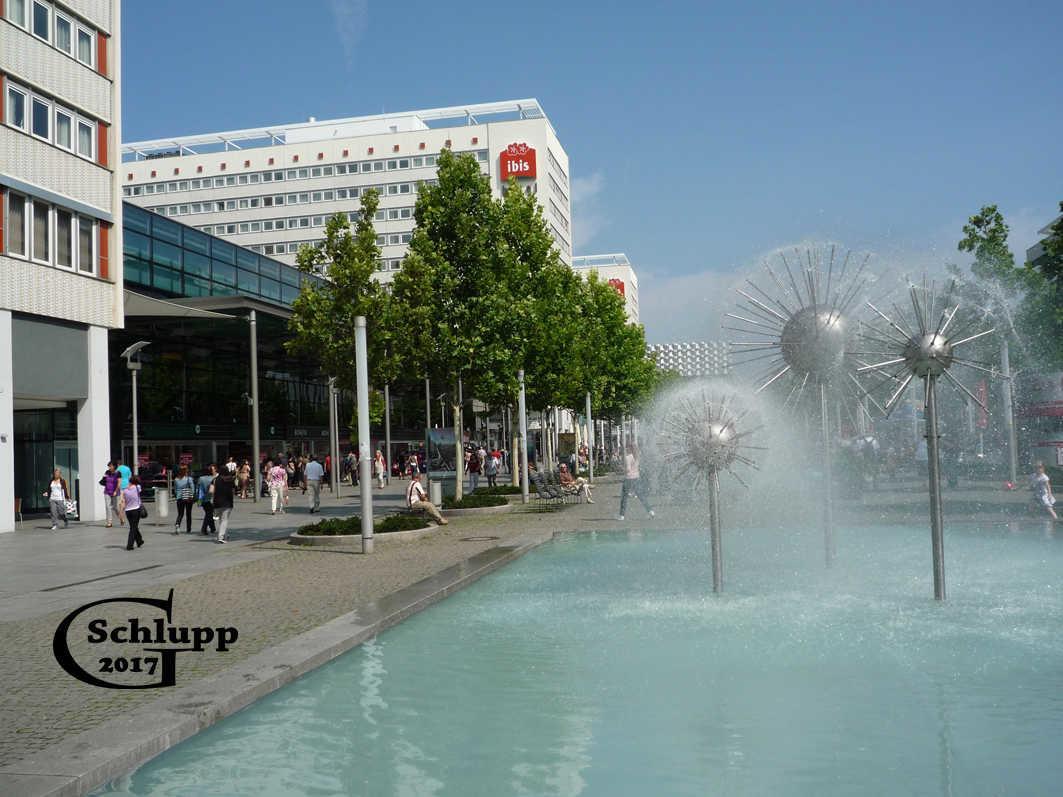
[500,143,536,180]
[608,278,626,297]
[179,452,194,466]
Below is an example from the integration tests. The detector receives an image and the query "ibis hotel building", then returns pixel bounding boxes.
[1,0,123,531]
[120,100,573,281]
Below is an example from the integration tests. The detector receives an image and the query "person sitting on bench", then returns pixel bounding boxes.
[558,463,594,503]
[406,473,448,525]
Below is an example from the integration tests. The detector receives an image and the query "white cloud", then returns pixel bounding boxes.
[570,172,606,252]
[329,0,368,63]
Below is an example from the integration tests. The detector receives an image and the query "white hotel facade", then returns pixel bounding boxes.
[121,100,572,282]
[1,0,123,531]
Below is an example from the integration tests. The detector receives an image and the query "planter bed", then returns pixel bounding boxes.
[441,502,514,517]
[289,523,436,545]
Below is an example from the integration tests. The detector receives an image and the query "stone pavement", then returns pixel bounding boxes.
[0,477,619,772]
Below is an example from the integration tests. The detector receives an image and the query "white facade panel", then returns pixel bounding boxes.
[0,24,112,123]
[1,135,113,215]
[65,0,113,34]
[0,255,118,328]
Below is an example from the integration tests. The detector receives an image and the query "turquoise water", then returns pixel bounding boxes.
[98,522,1063,796]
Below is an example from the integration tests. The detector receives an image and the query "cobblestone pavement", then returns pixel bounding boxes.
[0,480,620,768]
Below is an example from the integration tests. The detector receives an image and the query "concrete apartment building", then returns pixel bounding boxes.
[120,99,572,282]
[1,0,123,531]
[572,253,640,324]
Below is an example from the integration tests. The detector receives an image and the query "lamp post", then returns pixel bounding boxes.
[355,317,373,553]
[120,341,151,475]
[518,369,529,504]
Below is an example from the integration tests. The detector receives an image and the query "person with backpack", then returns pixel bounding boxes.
[197,464,218,536]
[173,465,196,534]
[210,465,236,543]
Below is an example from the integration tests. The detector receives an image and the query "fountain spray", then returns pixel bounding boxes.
[659,389,762,593]
[726,245,872,566]
[855,278,996,600]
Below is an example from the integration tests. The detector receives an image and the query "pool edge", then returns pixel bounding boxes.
[0,531,554,797]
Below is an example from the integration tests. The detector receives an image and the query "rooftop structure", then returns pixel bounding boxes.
[649,341,731,377]
[573,253,639,324]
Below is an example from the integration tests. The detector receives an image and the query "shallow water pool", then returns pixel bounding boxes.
[97,521,1063,796]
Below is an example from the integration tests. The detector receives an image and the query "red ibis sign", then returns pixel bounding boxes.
[608,278,626,297]
[500,143,536,180]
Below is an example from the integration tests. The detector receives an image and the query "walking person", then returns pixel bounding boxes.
[406,472,448,525]
[617,443,654,521]
[1030,462,1058,521]
[374,449,387,489]
[172,466,196,534]
[304,454,324,513]
[210,464,236,543]
[118,475,145,550]
[467,447,482,492]
[237,460,251,499]
[198,464,218,536]
[267,459,288,515]
[44,468,70,530]
[100,461,121,528]
[484,449,499,488]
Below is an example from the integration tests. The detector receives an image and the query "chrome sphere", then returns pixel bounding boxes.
[692,421,739,472]
[903,333,954,378]
[780,305,848,378]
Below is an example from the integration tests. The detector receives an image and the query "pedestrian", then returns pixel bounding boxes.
[173,465,196,534]
[116,459,132,491]
[559,463,594,503]
[617,443,654,521]
[267,459,287,514]
[346,450,357,486]
[118,475,145,550]
[237,460,251,499]
[198,464,218,536]
[43,468,70,530]
[1030,462,1058,521]
[210,464,236,543]
[484,449,499,487]
[374,449,387,489]
[304,454,324,513]
[467,446,482,492]
[100,461,121,527]
[406,472,448,525]
[324,454,332,491]
[297,456,308,494]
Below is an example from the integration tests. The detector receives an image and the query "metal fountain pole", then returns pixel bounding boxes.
[586,391,595,483]
[384,383,392,486]
[518,369,529,504]
[131,366,139,475]
[249,310,260,503]
[355,317,373,553]
[327,377,338,496]
[709,468,723,594]
[925,374,946,601]
[1000,339,1018,485]
[820,382,835,566]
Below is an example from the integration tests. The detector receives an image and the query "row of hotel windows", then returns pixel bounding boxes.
[3,191,97,275]
[243,236,404,274]
[142,180,434,219]
[5,81,97,161]
[209,215,414,248]
[188,206,415,237]
[125,151,490,194]
[5,0,97,70]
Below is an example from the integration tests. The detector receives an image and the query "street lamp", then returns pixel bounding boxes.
[121,341,151,475]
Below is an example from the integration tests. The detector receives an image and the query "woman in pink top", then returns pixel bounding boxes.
[118,475,145,550]
[267,459,288,514]
[617,443,654,521]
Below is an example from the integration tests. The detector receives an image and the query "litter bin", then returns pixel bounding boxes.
[430,479,442,506]
[155,488,170,524]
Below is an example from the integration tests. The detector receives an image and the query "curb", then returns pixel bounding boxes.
[0,531,553,797]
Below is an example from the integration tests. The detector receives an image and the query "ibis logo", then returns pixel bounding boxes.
[500,142,536,180]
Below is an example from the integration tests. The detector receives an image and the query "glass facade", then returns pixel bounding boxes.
[122,203,312,307]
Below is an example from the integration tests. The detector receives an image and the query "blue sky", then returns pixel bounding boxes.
[122,1,1063,341]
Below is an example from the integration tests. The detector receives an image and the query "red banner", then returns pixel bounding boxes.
[500,142,536,180]
[976,380,988,429]
[608,278,625,296]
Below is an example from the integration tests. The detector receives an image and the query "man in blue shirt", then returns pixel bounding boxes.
[304,455,325,513]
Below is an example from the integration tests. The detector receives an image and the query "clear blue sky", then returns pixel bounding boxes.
[122,1,1063,341]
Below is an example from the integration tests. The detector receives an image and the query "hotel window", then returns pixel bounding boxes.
[55,12,72,53]
[401,232,412,243]
[360,163,372,173]
[373,161,384,172]
[55,209,73,269]
[239,199,249,209]
[399,184,411,194]
[166,182,177,192]
[323,190,333,201]
[77,117,94,158]
[250,173,260,184]
[323,166,333,176]
[425,155,437,166]
[214,178,225,187]
[77,216,94,273]
[238,175,249,185]
[76,26,94,67]
[31,97,50,140]
[311,167,321,177]
[32,1,50,42]
[335,164,347,175]
[6,0,27,26]
[400,208,411,219]
[5,193,27,257]
[225,200,236,211]
[387,185,399,195]
[387,160,398,170]
[388,234,400,245]
[374,210,385,221]
[6,85,27,131]
[388,209,399,220]
[250,198,260,208]
[412,157,423,167]
[399,159,409,169]
[312,192,322,202]
[225,176,236,186]
[375,234,385,245]
[31,200,51,263]
[298,168,309,179]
